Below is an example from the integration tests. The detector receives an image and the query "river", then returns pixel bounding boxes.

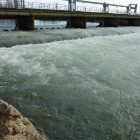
[0,21,140,140]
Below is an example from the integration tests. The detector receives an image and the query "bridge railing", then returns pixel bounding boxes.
[0,0,21,8]
[0,0,139,15]
[24,2,69,10]
[76,6,139,15]
[77,7,103,13]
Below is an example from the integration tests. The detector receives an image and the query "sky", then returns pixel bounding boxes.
[27,0,140,12]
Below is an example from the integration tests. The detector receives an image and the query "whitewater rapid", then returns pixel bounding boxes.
[0,27,138,47]
[1,27,140,140]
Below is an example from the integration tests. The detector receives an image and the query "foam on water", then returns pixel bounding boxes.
[1,27,140,140]
[0,27,139,48]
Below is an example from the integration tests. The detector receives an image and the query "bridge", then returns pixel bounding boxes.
[0,0,140,30]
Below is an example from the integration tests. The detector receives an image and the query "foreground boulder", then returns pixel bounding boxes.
[0,99,49,140]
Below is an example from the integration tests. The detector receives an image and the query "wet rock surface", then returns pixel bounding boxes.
[0,99,49,140]
[30,119,49,140]
[0,100,8,114]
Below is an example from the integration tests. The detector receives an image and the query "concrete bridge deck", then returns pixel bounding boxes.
[0,8,140,30]
[0,8,140,19]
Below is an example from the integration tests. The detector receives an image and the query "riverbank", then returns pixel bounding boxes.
[0,99,49,140]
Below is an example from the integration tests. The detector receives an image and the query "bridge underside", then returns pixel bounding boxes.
[0,9,140,30]
[16,16,35,30]
[14,17,140,30]
[127,19,140,26]
[99,18,140,27]
[67,17,87,28]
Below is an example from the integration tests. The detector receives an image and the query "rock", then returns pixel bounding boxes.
[0,99,49,140]
[30,119,50,140]
[7,105,22,119]
[3,133,37,140]
[0,100,8,114]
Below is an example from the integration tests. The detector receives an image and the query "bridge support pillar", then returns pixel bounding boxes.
[104,18,119,27]
[16,15,34,30]
[66,17,87,28]
[127,19,140,26]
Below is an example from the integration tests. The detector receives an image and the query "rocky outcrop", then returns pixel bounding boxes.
[29,119,49,140]
[0,99,49,140]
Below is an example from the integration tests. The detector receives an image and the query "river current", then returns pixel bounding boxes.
[0,26,140,140]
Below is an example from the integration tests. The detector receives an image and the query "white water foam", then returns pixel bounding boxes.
[0,27,140,47]
[1,27,140,140]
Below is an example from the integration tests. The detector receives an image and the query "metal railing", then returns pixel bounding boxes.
[0,0,25,8]
[25,2,69,10]
[0,0,140,15]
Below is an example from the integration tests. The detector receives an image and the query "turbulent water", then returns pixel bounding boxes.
[1,27,140,140]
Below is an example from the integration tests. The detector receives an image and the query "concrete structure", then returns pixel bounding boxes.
[127,19,140,26]
[104,18,119,27]
[67,17,87,28]
[16,15,34,30]
[0,8,140,30]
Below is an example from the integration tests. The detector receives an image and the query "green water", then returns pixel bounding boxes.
[1,27,140,140]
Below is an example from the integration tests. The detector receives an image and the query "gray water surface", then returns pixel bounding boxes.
[0,27,137,47]
[0,27,140,140]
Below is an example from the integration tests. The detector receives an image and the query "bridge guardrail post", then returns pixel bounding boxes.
[1,0,139,16]
[30,2,33,9]
[28,2,30,8]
